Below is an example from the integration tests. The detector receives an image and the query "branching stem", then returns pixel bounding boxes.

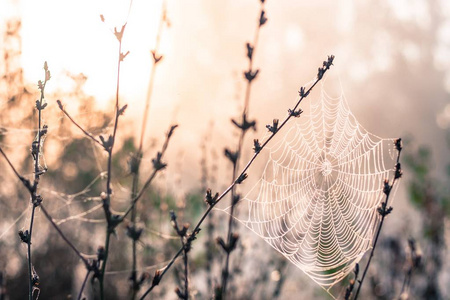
[121,125,177,220]
[99,24,126,299]
[27,206,36,300]
[221,4,265,295]
[130,2,167,296]
[77,270,91,300]
[139,56,334,299]
[56,100,103,148]
[353,142,402,300]
[40,205,89,266]
[0,148,24,181]
[24,64,50,300]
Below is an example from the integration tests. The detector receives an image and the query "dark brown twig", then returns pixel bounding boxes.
[398,238,421,300]
[17,62,51,300]
[353,138,403,300]
[170,211,190,300]
[129,2,169,296]
[98,22,128,300]
[77,270,91,300]
[0,148,26,183]
[121,124,178,220]
[0,147,94,297]
[1,62,49,299]
[139,56,335,299]
[56,100,103,148]
[138,0,167,153]
[40,205,89,266]
[221,2,267,295]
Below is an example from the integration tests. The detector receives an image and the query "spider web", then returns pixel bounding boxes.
[228,81,398,293]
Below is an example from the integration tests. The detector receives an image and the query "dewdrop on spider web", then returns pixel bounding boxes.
[225,79,400,297]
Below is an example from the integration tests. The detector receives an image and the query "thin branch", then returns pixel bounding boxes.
[121,124,178,220]
[398,238,420,299]
[139,56,335,299]
[77,270,91,300]
[27,206,36,300]
[139,248,184,300]
[40,205,89,266]
[183,246,189,300]
[104,28,123,207]
[56,100,103,148]
[24,62,51,300]
[138,0,167,153]
[170,211,190,300]
[0,148,27,185]
[353,138,403,300]
[130,2,168,296]
[99,22,127,300]
[129,171,140,300]
[221,2,266,295]
[0,147,35,299]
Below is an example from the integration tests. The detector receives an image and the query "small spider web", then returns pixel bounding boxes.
[225,80,399,295]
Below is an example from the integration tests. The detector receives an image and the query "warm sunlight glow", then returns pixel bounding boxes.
[18,0,165,106]
[284,25,303,51]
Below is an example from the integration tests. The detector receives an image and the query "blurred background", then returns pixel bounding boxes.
[0,0,449,299]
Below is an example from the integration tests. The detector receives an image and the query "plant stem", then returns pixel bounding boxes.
[27,205,36,300]
[130,171,140,300]
[138,0,165,153]
[221,4,264,295]
[139,57,334,299]
[183,246,189,300]
[121,125,177,221]
[100,228,111,300]
[0,148,25,181]
[100,26,125,299]
[26,67,48,300]
[104,33,123,218]
[353,143,402,300]
[77,270,91,300]
[40,205,89,266]
[56,100,103,148]
[130,3,167,295]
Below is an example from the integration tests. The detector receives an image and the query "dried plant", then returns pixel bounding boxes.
[0,61,51,300]
[138,55,335,299]
[0,12,176,299]
[126,2,170,298]
[348,139,403,300]
[1,2,422,300]
[219,0,267,297]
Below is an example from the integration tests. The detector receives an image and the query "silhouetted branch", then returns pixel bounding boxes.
[77,270,91,300]
[139,56,335,299]
[221,1,267,295]
[40,205,89,267]
[353,138,403,300]
[121,124,178,220]
[56,100,103,148]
